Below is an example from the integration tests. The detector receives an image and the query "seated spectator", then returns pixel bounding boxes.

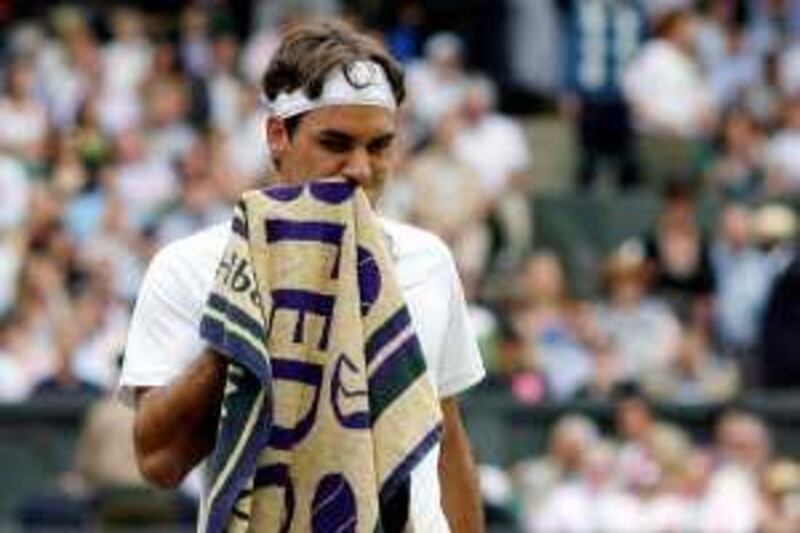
[534,441,642,533]
[704,411,771,532]
[760,236,800,389]
[453,76,533,267]
[111,128,179,230]
[624,7,716,139]
[30,319,104,402]
[765,97,800,195]
[512,415,599,527]
[405,32,470,129]
[759,459,800,532]
[595,243,681,380]
[644,182,715,323]
[406,112,490,277]
[642,325,740,404]
[0,312,32,402]
[157,137,230,246]
[706,110,766,201]
[711,203,772,359]
[0,56,49,165]
[512,253,592,400]
[614,392,677,491]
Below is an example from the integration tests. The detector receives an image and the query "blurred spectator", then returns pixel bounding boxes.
[761,237,800,389]
[385,0,424,64]
[698,6,763,113]
[533,441,642,532]
[453,76,532,266]
[102,7,152,98]
[704,411,771,532]
[710,203,773,358]
[614,393,672,490]
[644,182,715,323]
[179,5,213,79]
[207,32,245,135]
[406,32,470,129]
[624,8,716,138]
[512,414,599,527]
[765,97,800,195]
[0,56,48,165]
[406,112,489,276]
[642,325,740,404]
[30,317,104,402]
[595,243,681,380]
[143,77,196,163]
[706,109,766,200]
[759,459,800,532]
[512,253,592,399]
[558,0,646,190]
[157,136,230,246]
[0,312,31,401]
[453,76,531,198]
[112,128,179,230]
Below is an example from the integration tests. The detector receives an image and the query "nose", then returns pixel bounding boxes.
[341,147,371,186]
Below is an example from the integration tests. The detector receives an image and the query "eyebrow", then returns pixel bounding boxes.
[316,129,395,144]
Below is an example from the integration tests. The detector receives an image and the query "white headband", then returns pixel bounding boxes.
[266,60,397,119]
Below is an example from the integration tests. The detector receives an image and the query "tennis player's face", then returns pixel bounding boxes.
[269,105,396,203]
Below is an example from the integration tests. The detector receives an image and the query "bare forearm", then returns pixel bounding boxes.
[439,398,484,533]
[133,350,227,487]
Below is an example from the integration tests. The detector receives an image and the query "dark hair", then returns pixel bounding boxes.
[653,9,692,39]
[261,20,406,114]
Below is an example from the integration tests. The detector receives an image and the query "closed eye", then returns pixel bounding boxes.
[367,134,394,155]
[317,132,354,154]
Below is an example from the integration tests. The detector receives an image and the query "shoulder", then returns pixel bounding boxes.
[147,222,230,279]
[381,217,454,270]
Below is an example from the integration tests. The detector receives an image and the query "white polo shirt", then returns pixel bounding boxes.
[119,217,485,532]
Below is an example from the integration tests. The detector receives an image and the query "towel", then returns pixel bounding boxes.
[197,179,442,533]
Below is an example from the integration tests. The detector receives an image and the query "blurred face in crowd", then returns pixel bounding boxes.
[212,34,239,73]
[7,60,35,100]
[782,99,800,130]
[550,417,596,471]
[146,80,188,127]
[718,413,771,470]
[617,398,653,441]
[521,253,565,306]
[675,328,707,375]
[719,204,752,250]
[111,7,143,42]
[267,105,397,204]
[461,81,493,124]
[664,12,699,54]
[723,112,760,155]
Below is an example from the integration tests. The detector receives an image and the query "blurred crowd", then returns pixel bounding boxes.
[482,397,800,532]
[1,0,800,529]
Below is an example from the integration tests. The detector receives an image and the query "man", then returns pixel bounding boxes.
[118,20,485,532]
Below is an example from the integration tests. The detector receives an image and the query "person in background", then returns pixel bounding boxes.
[710,203,772,361]
[557,0,646,191]
[624,7,716,139]
[706,109,766,201]
[765,97,800,195]
[453,76,533,268]
[511,414,599,528]
[703,411,772,532]
[644,182,715,324]
[405,32,471,130]
[512,252,592,400]
[405,111,490,278]
[642,324,740,404]
[595,242,681,381]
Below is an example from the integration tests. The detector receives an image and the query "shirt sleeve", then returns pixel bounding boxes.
[117,246,208,407]
[435,253,486,398]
